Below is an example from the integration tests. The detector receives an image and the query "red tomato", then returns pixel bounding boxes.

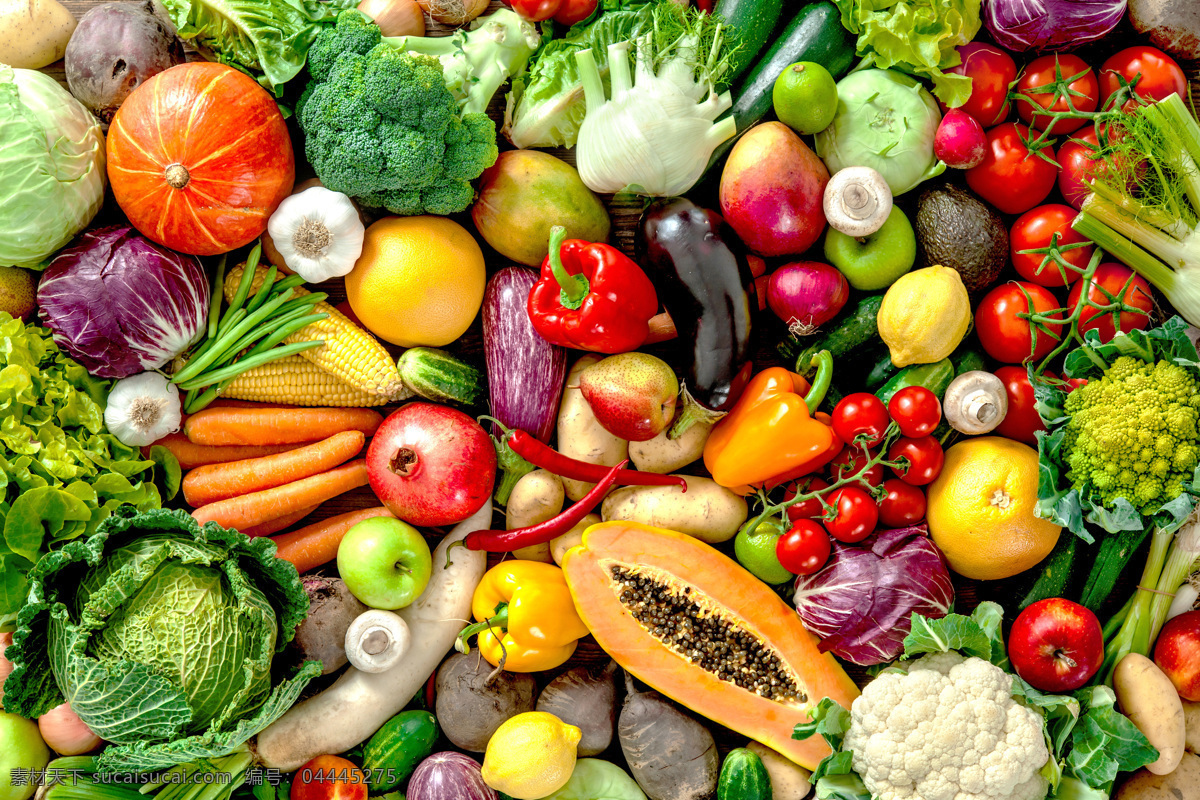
[877,479,927,528]
[1016,55,1098,135]
[784,476,830,523]
[993,366,1047,447]
[825,487,878,543]
[966,124,1058,215]
[776,519,832,575]
[552,0,597,25]
[1010,204,1093,287]
[832,393,891,448]
[829,446,884,488]
[1057,128,1102,211]
[945,43,1018,127]
[888,387,941,438]
[886,436,944,486]
[510,0,561,21]
[292,756,368,800]
[976,281,1065,364]
[1067,262,1154,343]
[1100,46,1188,107]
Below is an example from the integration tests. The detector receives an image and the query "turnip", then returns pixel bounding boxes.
[934,109,987,170]
[435,652,537,752]
[291,576,368,675]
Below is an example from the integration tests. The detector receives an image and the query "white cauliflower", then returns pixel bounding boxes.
[843,652,1050,800]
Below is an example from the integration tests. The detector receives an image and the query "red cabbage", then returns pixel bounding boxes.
[37,225,208,379]
[793,524,954,666]
[983,0,1127,52]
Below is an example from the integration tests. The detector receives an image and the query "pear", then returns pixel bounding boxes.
[579,353,679,442]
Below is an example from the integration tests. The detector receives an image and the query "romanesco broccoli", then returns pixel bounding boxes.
[1061,355,1200,512]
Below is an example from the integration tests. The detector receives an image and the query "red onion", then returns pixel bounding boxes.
[0,632,13,706]
[408,752,497,800]
[767,262,849,336]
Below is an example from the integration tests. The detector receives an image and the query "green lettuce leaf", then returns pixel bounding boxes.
[830,0,980,107]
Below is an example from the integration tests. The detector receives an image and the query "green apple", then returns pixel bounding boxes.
[824,205,917,291]
[338,517,433,610]
[0,711,49,800]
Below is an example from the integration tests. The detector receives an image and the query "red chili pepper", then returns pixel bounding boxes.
[465,461,627,552]
[508,429,686,490]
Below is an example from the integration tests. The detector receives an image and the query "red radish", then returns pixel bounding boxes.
[935,109,987,169]
[367,403,497,527]
[767,262,849,336]
[1154,610,1200,700]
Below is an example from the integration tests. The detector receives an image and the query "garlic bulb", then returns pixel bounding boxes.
[266,187,365,283]
[104,372,181,446]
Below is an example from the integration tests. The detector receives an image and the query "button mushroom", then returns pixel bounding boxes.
[344,609,410,674]
[944,371,1009,435]
[823,166,893,238]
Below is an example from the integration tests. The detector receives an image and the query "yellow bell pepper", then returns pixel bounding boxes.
[462,561,590,673]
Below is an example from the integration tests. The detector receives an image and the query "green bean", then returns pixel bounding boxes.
[176,340,325,391]
[243,264,279,316]
[206,255,226,342]
[243,312,329,360]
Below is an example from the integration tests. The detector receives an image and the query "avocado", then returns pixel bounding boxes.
[916,184,1009,292]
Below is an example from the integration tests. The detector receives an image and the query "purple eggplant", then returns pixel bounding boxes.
[407,752,497,800]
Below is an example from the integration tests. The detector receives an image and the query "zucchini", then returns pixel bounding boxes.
[714,0,784,83]
[397,347,486,407]
[1019,534,1081,609]
[718,748,772,800]
[876,359,955,406]
[783,294,884,369]
[1080,527,1151,611]
[362,710,440,792]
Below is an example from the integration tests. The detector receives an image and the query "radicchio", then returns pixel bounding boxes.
[983,0,1127,52]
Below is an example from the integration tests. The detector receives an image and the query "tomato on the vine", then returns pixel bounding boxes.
[976,281,1065,364]
[551,0,597,25]
[832,393,890,448]
[1016,54,1098,136]
[1099,46,1188,107]
[993,365,1046,447]
[784,476,830,523]
[1057,128,1101,211]
[877,479,927,528]
[886,436,944,486]
[1067,262,1154,343]
[1011,204,1093,287]
[888,386,941,438]
[965,124,1058,215]
[829,446,884,488]
[776,520,832,575]
[945,43,1017,127]
[510,0,561,21]
[824,487,877,543]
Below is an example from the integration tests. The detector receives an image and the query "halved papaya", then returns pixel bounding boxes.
[562,521,860,769]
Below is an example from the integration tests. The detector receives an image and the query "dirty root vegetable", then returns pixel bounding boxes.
[345,609,410,673]
[601,475,748,544]
[537,662,619,757]
[435,652,538,752]
[746,741,812,800]
[628,412,712,475]
[507,469,565,563]
[619,677,720,800]
[559,355,629,502]
[255,503,493,770]
[1114,653,1187,775]
[550,513,601,565]
[1185,700,1199,753]
[1129,0,1200,61]
[291,575,369,675]
[1115,752,1200,800]
[416,0,487,24]
[944,371,1007,435]
[64,0,182,123]
[822,167,893,238]
[38,702,101,755]
[358,0,425,36]
[0,0,75,69]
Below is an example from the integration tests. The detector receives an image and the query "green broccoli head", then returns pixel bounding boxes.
[299,12,499,217]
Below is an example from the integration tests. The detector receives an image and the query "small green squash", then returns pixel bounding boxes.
[718,748,773,800]
[362,709,440,792]
[397,347,486,407]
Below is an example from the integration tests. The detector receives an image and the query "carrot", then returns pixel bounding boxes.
[271,506,396,573]
[239,504,320,538]
[184,406,384,446]
[192,459,371,531]
[182,430,366,508]
[145,433,303,470]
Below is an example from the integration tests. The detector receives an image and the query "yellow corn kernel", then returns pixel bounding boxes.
[222,356,413,407]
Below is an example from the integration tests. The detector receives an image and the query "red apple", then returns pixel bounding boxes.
[367,403,496,527]
[1008,598,1104,692]
[291,754,367,800]
[1154,610,1200,700]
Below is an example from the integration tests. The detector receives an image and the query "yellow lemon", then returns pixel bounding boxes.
[877,265,970,367]
[345,215,486,347]
[926,437,1062,580]
[482,711,581,799]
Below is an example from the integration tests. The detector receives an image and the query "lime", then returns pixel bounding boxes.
[773,61,838,135]
[733,521,794,585]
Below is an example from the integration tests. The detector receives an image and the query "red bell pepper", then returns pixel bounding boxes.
[527,226,659,354]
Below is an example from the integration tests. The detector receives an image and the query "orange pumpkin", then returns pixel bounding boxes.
[107,62,295,256]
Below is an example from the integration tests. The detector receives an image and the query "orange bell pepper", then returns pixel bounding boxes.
[703,352,841,489]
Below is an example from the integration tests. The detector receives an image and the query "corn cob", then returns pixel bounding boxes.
[221,356,414,407]
[224,264,403,397]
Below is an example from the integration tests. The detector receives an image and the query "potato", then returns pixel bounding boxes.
[601,475,748,544]
[1185,700,1200,754]
[551,513,601,565]
[1115,653,1187,775]
[1115,752,1200,800]
[747,742,812,800]
[0,0,75,69]
[628,413,713,474]
[558,355,628,502]
[506,469,564,563]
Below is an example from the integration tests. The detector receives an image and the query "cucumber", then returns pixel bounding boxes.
[951,347,987,376]
[1080,527,1151,611]
[714,0,784,83]
[1020,534,1081,609]
[397,347,486,407]
[783,294,884,370]
[865,351,901,391]
[718,748,772,800]
[876,359,955,407]
[362,710,439,792]
[705,2,856,174]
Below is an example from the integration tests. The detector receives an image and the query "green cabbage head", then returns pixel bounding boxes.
[0,64,106,269]
[3,507,320,774]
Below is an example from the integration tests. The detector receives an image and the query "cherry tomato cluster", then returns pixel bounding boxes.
[774,388,946,577]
